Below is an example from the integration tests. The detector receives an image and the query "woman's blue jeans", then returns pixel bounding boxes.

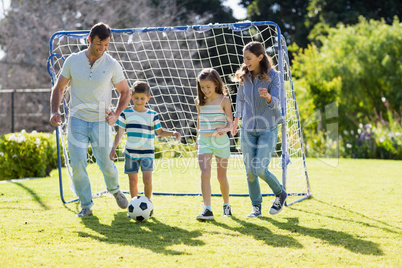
[67,117,120,209]
[240,126,282,206]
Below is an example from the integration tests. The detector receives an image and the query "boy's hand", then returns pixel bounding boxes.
[109,149,116,161]
[194,142,198,150]
[173,131,181,141]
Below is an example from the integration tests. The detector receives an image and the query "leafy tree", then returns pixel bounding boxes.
[240,0,401,49]
[306,0,401,28]
[292,17,402,135]
[0,0,234,89]
[240,0,311,48]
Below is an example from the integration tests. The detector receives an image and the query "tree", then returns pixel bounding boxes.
[240,0,401,49]
[306,0,401,28]
[0,0,234,89]
[240,0,311,48]
[292,17,402,134]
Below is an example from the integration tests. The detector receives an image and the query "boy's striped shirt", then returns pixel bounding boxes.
[116,108,161,159]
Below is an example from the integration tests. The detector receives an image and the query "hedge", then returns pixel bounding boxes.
[0,131,60,180]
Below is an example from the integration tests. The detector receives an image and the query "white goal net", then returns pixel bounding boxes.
[48,21,311,205]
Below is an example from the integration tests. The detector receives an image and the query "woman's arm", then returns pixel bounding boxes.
[267,70,281,109]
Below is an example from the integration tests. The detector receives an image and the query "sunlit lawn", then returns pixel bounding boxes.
[0,157,401,267]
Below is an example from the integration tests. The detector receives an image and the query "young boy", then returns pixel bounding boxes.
[109,81,181,199]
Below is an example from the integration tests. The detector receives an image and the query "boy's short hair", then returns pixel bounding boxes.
[89,22,112,41]
[132,81,151,96]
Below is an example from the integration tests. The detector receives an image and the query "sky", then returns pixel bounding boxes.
[223,0,247,20]
[0,0,10,19]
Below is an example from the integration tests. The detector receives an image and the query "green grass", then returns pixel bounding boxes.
[0,158,401,267]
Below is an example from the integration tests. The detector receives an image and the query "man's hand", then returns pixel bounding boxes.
[50,112,62,126]
[109,148,116,161]
[105,110,118,126]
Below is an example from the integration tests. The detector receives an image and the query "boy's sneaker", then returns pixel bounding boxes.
[223,205,232,217]
[269,189,287,215]
[247,204,262,218]
[196,208,214,221]
[113,190,128,209]
[76,208,92,218]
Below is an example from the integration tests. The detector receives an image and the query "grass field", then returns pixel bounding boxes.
[0,158,401,267]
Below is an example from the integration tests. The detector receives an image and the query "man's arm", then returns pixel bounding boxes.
[50,75,70,126]
[106,79,131,126]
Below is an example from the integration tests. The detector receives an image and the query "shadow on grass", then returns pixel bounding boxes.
[210,216,303,248]
[288,198,402,235]
[262,217,384,256]
[77,212,204,255]
[12,182,49,210]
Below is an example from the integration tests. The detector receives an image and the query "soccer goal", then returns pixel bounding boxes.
[47,21,311,206]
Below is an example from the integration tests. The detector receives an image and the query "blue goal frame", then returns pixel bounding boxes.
[47,20,312,205]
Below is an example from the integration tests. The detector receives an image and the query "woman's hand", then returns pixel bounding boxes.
[231,118,239,136]
[258,87,272,103]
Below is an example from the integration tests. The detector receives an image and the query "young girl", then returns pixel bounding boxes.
[231,41,287,218]
[195,68,233,221]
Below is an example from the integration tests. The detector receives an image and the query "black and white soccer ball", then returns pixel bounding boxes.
[127,196,153,222]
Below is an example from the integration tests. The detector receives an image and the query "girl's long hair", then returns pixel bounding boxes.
[196,68,227,106]
[234,41,275,83]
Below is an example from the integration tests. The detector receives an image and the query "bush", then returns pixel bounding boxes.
[0,130,60,180]
[303,105,402,160]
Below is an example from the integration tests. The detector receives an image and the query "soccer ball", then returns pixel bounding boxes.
[127,196,153,222]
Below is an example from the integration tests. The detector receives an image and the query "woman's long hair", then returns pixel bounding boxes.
[196,68,227,106]
[234,41,274,83]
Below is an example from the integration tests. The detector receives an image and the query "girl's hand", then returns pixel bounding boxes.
[194,142,199,150]
[215,127,227,137]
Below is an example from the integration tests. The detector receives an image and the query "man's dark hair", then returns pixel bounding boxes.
[132,81,151,96]
[89,22,112,41]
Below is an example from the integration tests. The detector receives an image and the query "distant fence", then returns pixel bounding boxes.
[0,89,54,135]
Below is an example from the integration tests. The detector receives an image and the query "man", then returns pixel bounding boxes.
[50,22,131,217]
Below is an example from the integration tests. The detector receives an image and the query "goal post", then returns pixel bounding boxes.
[47,21,312,205]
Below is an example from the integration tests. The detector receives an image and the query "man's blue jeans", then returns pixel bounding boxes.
[67,117,120,209]
[240,126,283,206]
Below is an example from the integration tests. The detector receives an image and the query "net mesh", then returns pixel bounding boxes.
[48,21,310,202]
